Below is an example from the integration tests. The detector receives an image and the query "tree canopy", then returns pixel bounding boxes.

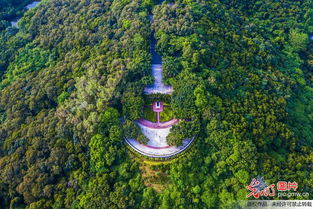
[0,0,312,208]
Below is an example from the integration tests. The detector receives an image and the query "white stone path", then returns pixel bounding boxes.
[126,137,194,158]
[138,122,171,147]
[144,64,173,94]
[125,2,194,158]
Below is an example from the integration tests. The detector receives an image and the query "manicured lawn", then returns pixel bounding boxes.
[143,101,173,122]
[144,107,157,122]
[160,106,173,122]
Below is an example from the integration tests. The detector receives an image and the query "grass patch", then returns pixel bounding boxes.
[160,106,173,122]
[139,163,171,192]
[143,100,173,122]
[144,107,157,122]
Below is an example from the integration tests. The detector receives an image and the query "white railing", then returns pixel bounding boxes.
[124,137,195,159]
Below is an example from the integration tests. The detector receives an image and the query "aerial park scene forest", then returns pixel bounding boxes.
[0,0,312,208]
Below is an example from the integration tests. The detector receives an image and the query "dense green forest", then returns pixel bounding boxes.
[0,0,312,208]
[0,0,34,30]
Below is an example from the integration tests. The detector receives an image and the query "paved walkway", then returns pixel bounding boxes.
[138,122,172,147]
[125,137,194,158]
[144,64,173,95]
[143,144,172,149]
[124,1,195,158]
[125,122,195,158]
[156,112,160,123]
[138,118,179,129]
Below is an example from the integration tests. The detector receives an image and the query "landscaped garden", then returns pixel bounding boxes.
[160,106,173,122]
[143,102,173,123]
[144,106,157,122]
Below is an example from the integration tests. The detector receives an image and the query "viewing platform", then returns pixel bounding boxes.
[124,1,194,159]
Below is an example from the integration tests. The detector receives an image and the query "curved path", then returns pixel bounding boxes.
[125,1,195,158]
[125,121,194,158]
[138,118,178,129]
[125,137,194,158]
